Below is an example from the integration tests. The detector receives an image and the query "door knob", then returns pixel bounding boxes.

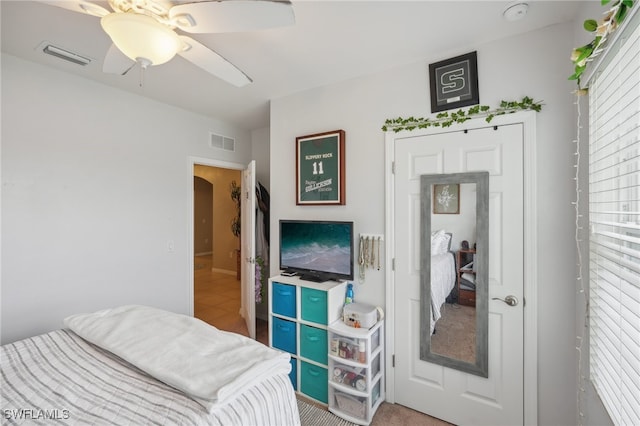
[492,295,519,306]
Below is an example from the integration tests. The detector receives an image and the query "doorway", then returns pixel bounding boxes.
[193,165,245,333]
[383,112,538,425]
[190,160,268,343]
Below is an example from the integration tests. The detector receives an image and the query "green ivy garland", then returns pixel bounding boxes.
[569,0,635,86]
[382,96,543,133]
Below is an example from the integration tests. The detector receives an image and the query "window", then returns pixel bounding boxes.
[588,12,640,426]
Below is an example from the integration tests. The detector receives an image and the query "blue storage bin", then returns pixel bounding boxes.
[299,324,328,364]
[272,317,297,354]
[272,282,297,318]
[289,358,297,391]
[300,361,328,404]
[301,287,328,324]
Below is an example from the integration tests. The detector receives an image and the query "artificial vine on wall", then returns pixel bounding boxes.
[569,0,636,87]
[382,96,543,133]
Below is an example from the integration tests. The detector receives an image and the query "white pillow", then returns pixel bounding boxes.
[64,305,291,412]
[431,229,451,255]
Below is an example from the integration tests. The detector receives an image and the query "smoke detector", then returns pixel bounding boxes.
[503,3,529,22]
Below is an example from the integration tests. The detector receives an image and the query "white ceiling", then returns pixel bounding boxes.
[1,1,581,131]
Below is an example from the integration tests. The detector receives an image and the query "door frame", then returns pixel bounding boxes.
[383,111,538,425]
[187,156,246,317]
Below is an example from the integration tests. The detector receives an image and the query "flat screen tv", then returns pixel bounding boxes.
[279,220,354,282]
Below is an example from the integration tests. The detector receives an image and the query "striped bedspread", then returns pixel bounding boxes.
[1,329,300,425]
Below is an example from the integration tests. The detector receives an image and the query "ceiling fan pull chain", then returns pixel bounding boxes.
[136,58,152,88]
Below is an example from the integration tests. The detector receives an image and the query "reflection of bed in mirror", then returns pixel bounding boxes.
[421,171,489,378]
[430,230,457,334]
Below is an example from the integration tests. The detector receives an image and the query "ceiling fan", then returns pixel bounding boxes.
[41,0,295,86]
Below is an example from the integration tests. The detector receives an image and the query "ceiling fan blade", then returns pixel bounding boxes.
[169,0,295,34]
[103,44,136,75]
[39,0,110,17]
[178,36,252,87]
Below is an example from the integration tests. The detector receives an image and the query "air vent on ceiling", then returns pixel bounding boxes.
[209,132,235,152]
[39,42,91,66]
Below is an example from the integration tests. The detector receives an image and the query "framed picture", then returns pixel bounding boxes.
[296,130,345,205]
[433,183,460,214]
[429,51,479,113]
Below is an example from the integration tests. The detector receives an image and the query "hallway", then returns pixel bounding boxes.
[194,255,268,344]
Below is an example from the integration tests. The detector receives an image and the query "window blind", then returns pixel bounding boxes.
[588,13,640,426]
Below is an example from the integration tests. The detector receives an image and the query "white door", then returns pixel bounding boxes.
[241,160,256,339]
[392,123,525,425]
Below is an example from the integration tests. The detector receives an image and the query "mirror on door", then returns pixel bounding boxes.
[419,172,489,377]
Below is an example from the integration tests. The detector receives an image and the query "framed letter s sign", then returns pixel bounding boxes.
[429,51,479,113]
[296,130,345,205]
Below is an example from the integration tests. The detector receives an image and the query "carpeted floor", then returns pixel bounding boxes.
[430,303,476,364]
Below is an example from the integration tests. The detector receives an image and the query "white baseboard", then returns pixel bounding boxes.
[211,268,236,276]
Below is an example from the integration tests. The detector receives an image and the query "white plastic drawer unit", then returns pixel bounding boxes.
[331,361,367,392]
[328,319,385,425]
[330,381,382,423]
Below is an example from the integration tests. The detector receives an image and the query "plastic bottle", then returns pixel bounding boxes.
[345,283,354,305]
[358,340,366,363]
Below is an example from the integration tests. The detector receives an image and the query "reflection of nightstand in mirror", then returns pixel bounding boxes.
[456,249,476,307]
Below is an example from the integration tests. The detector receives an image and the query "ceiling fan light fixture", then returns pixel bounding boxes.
[101,13,182,66]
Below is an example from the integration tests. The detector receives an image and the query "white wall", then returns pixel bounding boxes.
[0,54,251,344]
[252,126,271,191]
[270,22,579,425]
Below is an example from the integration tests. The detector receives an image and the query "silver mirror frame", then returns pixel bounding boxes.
[420,171,489,377]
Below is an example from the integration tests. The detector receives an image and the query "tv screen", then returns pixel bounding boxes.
[279,220,354,282]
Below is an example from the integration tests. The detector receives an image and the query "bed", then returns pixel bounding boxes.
[0,305,300,425]
[429,230,457,334]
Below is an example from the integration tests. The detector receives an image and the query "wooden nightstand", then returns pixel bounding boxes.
[456,249,476,307]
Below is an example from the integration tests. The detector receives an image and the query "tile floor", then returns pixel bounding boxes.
[193,255,268,344]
